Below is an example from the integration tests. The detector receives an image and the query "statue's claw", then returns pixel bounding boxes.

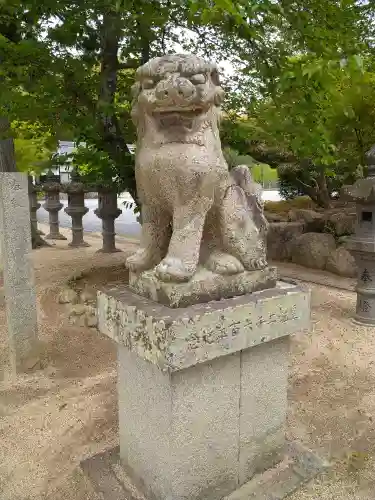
[155,257,195,283]
[245,257,268,271]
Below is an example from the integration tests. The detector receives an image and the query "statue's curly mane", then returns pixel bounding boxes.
[131,55,224,145]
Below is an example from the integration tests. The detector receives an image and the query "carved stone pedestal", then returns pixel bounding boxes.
[82,280,325,500]
[129,266,277,308]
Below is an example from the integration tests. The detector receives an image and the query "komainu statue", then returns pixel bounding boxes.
[126,54,268,283]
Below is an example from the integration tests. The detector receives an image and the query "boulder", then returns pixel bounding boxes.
[324,212,356,237]
[80,288,97,304]
[290,232,336,270]
[264,211,289,223]
[267,222,305,261]
[288,209,325,232]
[326,247,357,278]
[69,304,87,316]
[58,287,78,304]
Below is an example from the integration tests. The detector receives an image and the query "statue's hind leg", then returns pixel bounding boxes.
[201,208,244,275]
[219,185,268,271]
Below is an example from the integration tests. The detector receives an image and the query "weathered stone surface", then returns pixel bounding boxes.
[125,54,268,285]
[129,266,278,308]
[326,247,357,278]
[97,281,310,372]
[291,232,336,270]
[81,442,326,500]
[118,343,240,500]
[86,314,98,328]
[0,172,39,375]
[80,288,97,303]
[69,304,87,317]
[239,338,288,483]
[93,282,311,500]
[288,209,325,232]
[267,222,305,261]
[58,287,78,304]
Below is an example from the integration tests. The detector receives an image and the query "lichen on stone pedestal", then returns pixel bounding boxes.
[129,266,278,308]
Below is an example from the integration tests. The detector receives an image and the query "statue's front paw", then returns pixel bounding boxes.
[126,249,155,272]
[155,257,195,283]
[205,251,244,275]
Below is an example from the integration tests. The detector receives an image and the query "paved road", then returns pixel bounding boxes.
[37,190,281,238]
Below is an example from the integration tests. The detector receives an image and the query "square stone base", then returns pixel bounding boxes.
[81,442,327,500]
[129,266,278,308]
[96,282,311,500]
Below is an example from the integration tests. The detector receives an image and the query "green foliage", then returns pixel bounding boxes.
[223,146,278,186]
[0,0,372,202]
[11,121,56,173]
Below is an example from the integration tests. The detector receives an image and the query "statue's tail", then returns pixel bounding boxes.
[230,165,268,238]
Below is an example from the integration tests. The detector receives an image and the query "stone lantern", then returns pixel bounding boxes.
[342,145,375,325]
[64,169,89,247]
[42,170,67,240]
[94,185,122,253]
[28,175,44,235]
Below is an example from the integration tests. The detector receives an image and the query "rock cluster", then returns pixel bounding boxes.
[58,286,98,327]
[266,206,357,278]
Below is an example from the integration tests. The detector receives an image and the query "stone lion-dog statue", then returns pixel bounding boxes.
[126,54,268,283]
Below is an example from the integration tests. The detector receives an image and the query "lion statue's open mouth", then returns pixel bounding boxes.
[153,108,205,131]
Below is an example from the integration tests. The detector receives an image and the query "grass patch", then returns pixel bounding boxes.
[264,196,317,213]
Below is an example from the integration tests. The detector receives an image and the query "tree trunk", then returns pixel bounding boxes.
[97,10,137,201]
[0,118,17,173]
[315,170,333,209]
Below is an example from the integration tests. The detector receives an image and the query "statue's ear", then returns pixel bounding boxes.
[210,68,221,86]
[214,87,225,106]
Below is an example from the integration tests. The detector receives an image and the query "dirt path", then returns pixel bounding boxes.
[0,228,374,499]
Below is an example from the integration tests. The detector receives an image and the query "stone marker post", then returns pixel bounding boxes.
[0,126,39,376]
[64,169,89,247]
[94,185,122,253]
[42,170,67,240]
[83,54,324,500]
[342,145,375,325]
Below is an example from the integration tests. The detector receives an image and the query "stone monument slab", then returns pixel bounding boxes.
[0,172,39,376]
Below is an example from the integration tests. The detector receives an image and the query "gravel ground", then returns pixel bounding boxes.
[0,227,374,499]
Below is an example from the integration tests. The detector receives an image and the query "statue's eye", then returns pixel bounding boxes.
[190,74,205,85]
[142,79,154,89]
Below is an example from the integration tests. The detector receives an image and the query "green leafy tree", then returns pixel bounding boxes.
[1,0,371,205]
